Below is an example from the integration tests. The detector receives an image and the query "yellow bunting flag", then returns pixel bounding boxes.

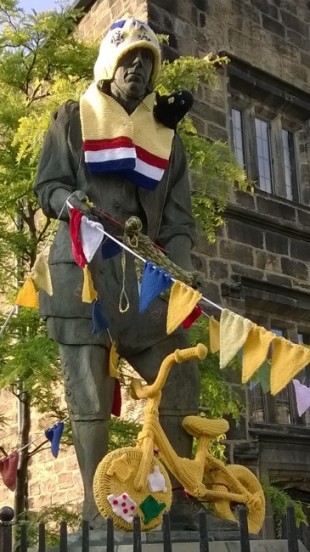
[82,266,97,303]
[220,309,253,369]
[242,325,275,384]
[270,337,310,396]
[166,281,202,335]
[209,316,220,353]
[15,277,39,308]
[109,342,120,378]
[31,252,53,296]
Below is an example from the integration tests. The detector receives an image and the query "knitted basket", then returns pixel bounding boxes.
[210,464,265,534]
[93,446,172,531]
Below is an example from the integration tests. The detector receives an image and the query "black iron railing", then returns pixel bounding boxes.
[0,505,300,552]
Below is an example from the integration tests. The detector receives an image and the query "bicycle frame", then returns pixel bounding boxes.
[94,344,265,534]
[133,393,252,507]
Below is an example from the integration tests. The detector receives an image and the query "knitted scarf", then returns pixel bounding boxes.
[80,83,174,190]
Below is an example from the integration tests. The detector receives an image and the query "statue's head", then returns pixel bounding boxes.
[94,18,161,101]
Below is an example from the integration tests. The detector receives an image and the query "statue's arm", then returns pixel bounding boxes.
[157,134,196,271]
[34,101,80,220]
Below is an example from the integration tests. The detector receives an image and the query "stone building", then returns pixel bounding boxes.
[73,0,310,541]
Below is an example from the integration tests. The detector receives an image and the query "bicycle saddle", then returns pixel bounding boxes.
[182,416,229,438]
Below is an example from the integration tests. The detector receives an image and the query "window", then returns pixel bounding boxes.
[281,129,296,202]
[231,108,245,167]
[255,117,273,193]
[228,57,310,205]
[249,328,304,426]
[271,329,292,424]
[297,333,310,427]
[231,108,299,200]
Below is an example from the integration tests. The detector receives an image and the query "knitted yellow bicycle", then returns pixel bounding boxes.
[93,344,265,533]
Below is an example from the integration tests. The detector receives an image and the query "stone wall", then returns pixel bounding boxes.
[196,188,310,310]
[148,0,310,92]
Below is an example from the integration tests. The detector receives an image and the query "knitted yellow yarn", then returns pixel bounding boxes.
[166,281,202,335]
[242,325,275,384]
[15,277,39,308]
[270,337,310,395]
[209,316,220,353]
[31,251,53,296]
[82,266,97,303]
[182,416,229,438]
[80,85,174,162]
[220,309,253,369]
[211,464,265,534]
[93,446,172,531]
[109,342,120,378]
[93,344,265,534]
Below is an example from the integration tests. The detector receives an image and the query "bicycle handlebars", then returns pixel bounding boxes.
[174,343,207,363]
[131,343,208,400]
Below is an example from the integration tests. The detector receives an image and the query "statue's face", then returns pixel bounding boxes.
[111,47,154,100]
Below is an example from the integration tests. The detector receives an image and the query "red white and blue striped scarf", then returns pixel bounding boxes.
[80,84,174,190]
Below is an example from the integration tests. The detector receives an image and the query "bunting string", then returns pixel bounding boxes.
[7,198,310,409]
[93,225,222,312]
[0,415,69,463]
[0,416,69,491]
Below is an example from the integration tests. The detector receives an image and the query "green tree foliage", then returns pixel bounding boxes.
[262,482,307,537]
[190,318,243,421]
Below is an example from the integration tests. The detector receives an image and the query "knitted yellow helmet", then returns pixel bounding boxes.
[94,18,161,85]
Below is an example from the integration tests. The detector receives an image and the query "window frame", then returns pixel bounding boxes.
[231,101,300,202]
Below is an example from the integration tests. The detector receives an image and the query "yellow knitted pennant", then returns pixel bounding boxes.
[209,317,220,353]
[270,337,310,395]
[109,342,120,378]
[15,277,39,308]
[220,309,253,369]
[82,266,98,303]
[242,325,275,384]
[31,252,53,296]
[166,281,202,335]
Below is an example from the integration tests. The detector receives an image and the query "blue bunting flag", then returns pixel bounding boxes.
[92,299,109,333]
[139,261,172,313]
[45,422,64,458]
[101,237,122,259]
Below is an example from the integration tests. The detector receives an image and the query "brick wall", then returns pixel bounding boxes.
[77,0,148,42]
[0,389,83,514]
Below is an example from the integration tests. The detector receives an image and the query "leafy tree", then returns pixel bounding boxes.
[0,0,249,521]
[262,481,307,537]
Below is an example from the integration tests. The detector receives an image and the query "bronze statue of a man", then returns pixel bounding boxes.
[34,17,200,530]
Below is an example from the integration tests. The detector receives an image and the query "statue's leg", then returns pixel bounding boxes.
[59,344,114,526]
[126,332,201,530]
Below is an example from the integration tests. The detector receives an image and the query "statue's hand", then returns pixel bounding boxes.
[67,190,92,217]
[191,271,203,292]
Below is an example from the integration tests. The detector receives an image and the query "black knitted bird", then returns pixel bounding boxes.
[153,90,194,131]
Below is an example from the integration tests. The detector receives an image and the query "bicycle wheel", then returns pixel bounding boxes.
[93,446,172,531]
[210,464,265,534]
